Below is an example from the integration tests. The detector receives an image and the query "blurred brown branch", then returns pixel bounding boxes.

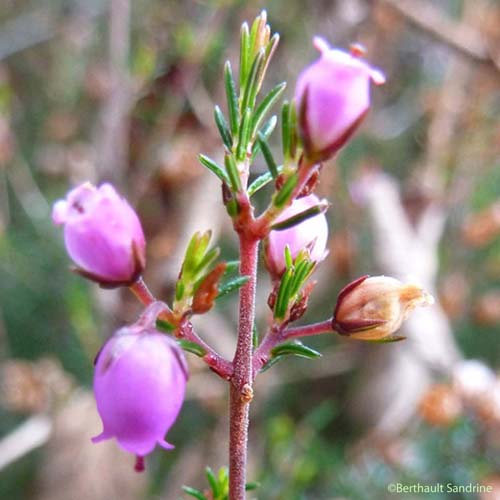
[380,0,500,72]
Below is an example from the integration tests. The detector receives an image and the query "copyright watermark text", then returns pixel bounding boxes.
[387,482,492,494]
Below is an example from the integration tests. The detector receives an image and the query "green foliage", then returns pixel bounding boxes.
[273,248,316,321]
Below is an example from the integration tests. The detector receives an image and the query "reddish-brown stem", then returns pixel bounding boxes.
[128,279,233,380]
[252,319,335,375]
[177,320,233,380]
[129,276,156,306]
[229,235,259,500]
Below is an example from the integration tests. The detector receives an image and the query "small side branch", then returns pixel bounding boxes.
[252,319,335,375]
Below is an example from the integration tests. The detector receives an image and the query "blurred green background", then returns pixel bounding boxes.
[1,0,500,499]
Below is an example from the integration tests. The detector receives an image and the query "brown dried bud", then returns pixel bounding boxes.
[192,263,226,314]
[289,281,316,322]
[333,275,434,340]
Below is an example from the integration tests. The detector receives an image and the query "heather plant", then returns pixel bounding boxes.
[52,11,432,499]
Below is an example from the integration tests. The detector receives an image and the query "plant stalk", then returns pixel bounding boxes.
[229,234,259,499]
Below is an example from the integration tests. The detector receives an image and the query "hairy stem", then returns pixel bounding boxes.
[229,235,259,499]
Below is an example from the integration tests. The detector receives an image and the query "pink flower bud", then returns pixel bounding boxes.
[333,275,433,340]
[295,37,385,162]
[92,311,187,470]
[52,182,146,287]
[264,194,329,278]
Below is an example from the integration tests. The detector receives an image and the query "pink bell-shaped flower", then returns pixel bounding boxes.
[295,37,385,162]
[52,182,146,287]
[92,303,188,471]
[264,194,329,278]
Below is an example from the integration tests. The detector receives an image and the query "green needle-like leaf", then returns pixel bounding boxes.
[273,172,298,208]
[245,482,260,491]
[198,154,230,184]
[257,132,279,179]
[251,82,286,138]
[224,154,241,192]
[239,22,250,90]
[247,165,283,197]
[251,115,277,160]
[194,246,220,275]
[224,61,239,137]
[217,275,250,298]
[241,49,265,113]
[270,340,322,359]
[156,318,176,332]
[271,203,329,230]
[178,340,207,357]
[284,245,293,269]
[182,486,208,500]
[214,105,233,150]
[205,467,219,497]
[237,108,252,161]
[274,267,293,319]
[281,100,291,162]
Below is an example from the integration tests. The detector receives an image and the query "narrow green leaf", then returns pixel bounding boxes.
[241,49,265,113]
[205,467,219,497]
[289,260,310,297]
[251,82,286,138]
[271,203,329,230]
[274,267,293,319]
[237,108,252,161]
[217,275,249,298]
[284,245,293,269]
[252,324,259,348]
[281,100,290,161]
[194,246,220,275]
[260,354,285,372]
[182,486,208,500]
[271,340,322,359]
[249,14,261,58]
[156,318,176,332]
[245,481,261,491]
[273,173,298,208]
[258,32,280,90]
[198,154,229,184]
[224,61,239,137]
[257,132,278,179]
[226,198,239,217]
[224,154,241,192]
[175,280,185,301]
[224,260,240,274]
[183,231,211,276]
[365,335,407,344]
[289,99,298,158]
[214,105,232,150]
[218,467,229,493]
[239,22,250,90]
[178,339,207,357]
[251,115,277,160]
[248,166,283,197]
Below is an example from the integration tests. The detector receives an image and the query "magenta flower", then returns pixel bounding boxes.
[265,194,329,278]
[92,308,188,471]
[295,37,385,162]
[52,182,146,287]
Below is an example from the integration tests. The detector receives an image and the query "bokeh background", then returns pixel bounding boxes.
[1,0,500,498]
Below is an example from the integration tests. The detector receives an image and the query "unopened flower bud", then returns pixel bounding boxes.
[52,182,146,287]
[333,275,433,340]
[92,310,187,470]
[264,194,329,278]
[295,37,385,162]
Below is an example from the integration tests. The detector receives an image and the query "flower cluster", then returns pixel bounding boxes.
[51,12,433,490]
